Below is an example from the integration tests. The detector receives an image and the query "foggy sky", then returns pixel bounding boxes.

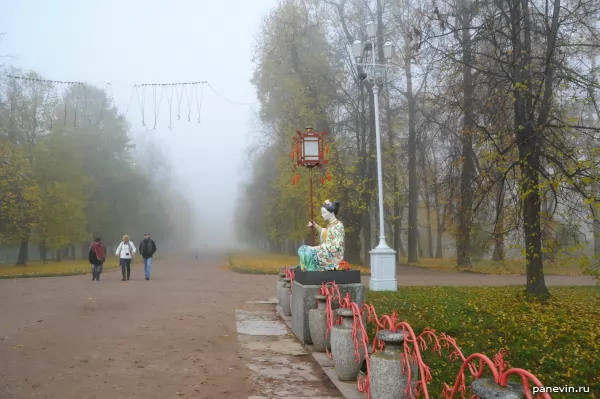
[0,0,277,247]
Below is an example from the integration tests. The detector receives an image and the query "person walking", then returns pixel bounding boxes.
[138,233,157,280]
[89,237,106,281]
[115,235,136,281]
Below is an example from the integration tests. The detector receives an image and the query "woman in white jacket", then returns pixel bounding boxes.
[116,235,136,281]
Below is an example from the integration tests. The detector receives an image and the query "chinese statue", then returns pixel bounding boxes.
[297,199,345,271]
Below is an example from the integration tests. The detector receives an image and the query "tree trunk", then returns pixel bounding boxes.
[492,171,506,261]
[511,0,552,296]
[420,146,434,258]
[39,242,47,264]
[385,72,402,261]
[82,242,90,260]
[417,228,424,258]
[70,244,76,260]
[405,37,419,263]
[57,249,62,262]
[520,147,548,295]
[395,206,407,257]
[456,1,475,269]
[594,185,600,269]
[15,236,29,266]
[345,229,362,265]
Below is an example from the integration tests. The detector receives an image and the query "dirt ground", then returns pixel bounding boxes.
[0,253,277,399]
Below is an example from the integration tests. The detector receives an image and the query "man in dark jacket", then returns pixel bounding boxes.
[139,233,157,280]
[89,237,106,281]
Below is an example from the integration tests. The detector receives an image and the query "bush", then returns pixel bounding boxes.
[366,286,599,398]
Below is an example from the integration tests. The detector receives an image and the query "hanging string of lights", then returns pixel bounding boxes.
[4,74,257,130]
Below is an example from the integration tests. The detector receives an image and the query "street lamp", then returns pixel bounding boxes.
[292,127,329,246]
[352,22,397,291]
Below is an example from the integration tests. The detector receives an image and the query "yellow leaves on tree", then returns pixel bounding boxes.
[34,128,89,250]
[0,140,41,244]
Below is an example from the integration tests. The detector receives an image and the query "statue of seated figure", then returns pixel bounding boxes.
[297,199,345,271]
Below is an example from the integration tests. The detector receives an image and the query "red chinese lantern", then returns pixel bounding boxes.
[296,172,300,182]
[325,145,329,154]
[321,176,325,184]
[327,171,331,181]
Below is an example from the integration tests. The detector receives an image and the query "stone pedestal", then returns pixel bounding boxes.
[331,308,363,381]
[276,272,286,304]
[369,246,397,291]
[291,280,365,344]
[369,329,416,398]
[471,378,529,399]
[308,295,328,352]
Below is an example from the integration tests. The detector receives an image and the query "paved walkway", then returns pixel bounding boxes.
[0,253,336,399]
[360,264,595,289]
[387,264,596,286]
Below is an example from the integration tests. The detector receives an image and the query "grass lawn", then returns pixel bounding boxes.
[225,251,372,275]
[0,259,131,278]
[402,256,591,276]
[367,286,600,398]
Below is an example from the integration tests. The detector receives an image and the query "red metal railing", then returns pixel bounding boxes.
[312,281,551,399]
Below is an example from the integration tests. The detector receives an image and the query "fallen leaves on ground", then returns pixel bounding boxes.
[0,259,122,278]
[367,286,600,398]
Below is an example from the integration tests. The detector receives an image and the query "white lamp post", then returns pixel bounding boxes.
[352,22,397,291]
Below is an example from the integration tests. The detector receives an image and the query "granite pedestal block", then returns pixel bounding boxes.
[291,280,365,344]
[294,269,361,285]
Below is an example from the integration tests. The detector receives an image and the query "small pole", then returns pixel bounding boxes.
[309,167,315,246]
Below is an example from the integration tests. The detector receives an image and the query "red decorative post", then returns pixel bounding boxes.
[292,127,329,246]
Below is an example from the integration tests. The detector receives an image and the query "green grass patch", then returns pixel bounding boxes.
[366,286,599,397]
[225,251,372,275]
[0,259,136,278]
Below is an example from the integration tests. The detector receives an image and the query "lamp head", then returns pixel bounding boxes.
[383,42,395,60]
[366,21,378,38]
[352,39,364,59]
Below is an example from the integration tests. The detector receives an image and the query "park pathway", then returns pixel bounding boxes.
[0,255,594,399]
[0,253,338,399]
[385,264,597,286]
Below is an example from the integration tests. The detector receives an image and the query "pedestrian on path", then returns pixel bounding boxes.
[139,233,157,280]
[89,237,106,281]
[116,235,136,281]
